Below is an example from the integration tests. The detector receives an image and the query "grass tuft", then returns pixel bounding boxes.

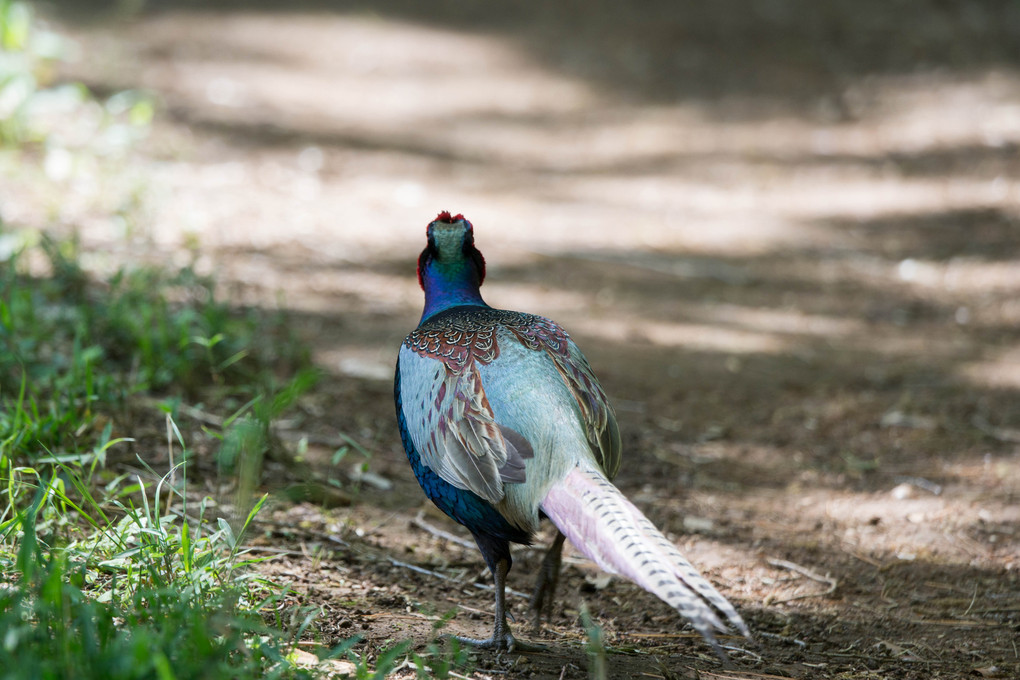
[0,235,309,463]
[0,467,313,680]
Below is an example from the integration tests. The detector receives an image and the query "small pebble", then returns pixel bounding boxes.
[890,483,916,500]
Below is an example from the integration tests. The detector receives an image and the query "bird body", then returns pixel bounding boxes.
[395,212,748,654]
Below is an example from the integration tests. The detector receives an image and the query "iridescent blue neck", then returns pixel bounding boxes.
[420,260,487,322]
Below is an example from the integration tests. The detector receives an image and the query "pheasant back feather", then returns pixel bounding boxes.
[398,305,619,533]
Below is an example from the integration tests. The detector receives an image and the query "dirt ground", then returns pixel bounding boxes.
[10,2,1020,678]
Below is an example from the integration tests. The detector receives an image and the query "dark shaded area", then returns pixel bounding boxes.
[42,0,1020,116]
[159,105,1020,182]
[828,207,1020,262]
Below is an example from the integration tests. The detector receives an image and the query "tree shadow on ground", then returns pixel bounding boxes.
[46,0,1020,117]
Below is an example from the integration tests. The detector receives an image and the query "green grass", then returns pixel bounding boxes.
[0,234,309,463]
[1,449,318,680]
[580,602,608,680]
[0,229,336,678]
[0,219,335,679]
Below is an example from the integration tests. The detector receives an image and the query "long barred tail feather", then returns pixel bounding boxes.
[540,463,750,656]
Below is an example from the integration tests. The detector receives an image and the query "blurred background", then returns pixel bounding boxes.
[1,1,1018,677]
[9,0,1020,378]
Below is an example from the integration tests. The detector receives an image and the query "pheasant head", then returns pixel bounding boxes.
[417,211,488,320]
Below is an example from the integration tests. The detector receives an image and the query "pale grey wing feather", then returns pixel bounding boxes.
[397,345,532,504]
[550,338,622,479]
[496,425,532,483]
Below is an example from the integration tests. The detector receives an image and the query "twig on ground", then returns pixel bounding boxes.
[765,557,838,603]
[688,668,799,679]
[720,643,763,662]
[972,415,1020,443]
[255,517,351,548]
[767,557,838,588]
[906,618,1000,627]
[276,429,356,448]
[758,631,807,648]
[841,547,883,568]
[385,556,529,599]
[449,672,486,680]
[412,512,477,550]
[237,546,305,557]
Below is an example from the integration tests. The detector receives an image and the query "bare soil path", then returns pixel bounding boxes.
[11,2,1020,677]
